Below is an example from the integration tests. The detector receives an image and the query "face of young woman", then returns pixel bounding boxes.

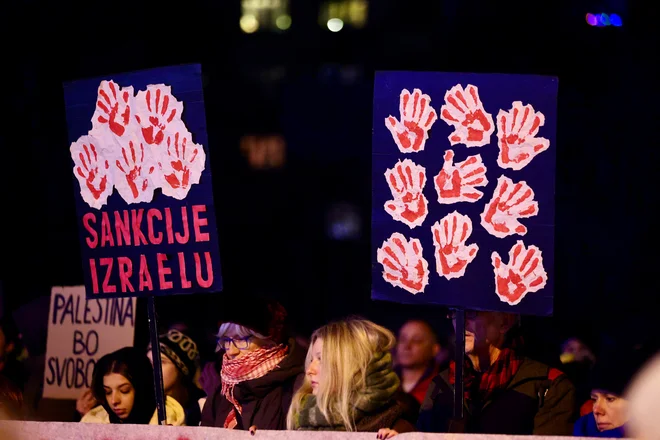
[306,338,324,395]
[103,373,135,420]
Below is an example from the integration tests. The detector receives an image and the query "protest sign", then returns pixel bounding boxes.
[372,72,557,316]
[63,64,222,298]
[43,286,136,399]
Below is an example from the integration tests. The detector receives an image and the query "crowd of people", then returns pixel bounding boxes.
[1,297,659,439]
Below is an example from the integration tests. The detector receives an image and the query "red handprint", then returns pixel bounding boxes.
[496,101,550,170]
[114,136,159,204]
[434,149,488,204]
[377,233,429,294]
[440,84,494,148]
[431,212,479,280]
[385,88,438,153]
[91,80,134,137]
[70,135,114,209]
[384,159,428,228]
[158,131,206,200]
[480,175,538,238]
[491,240,547,305]
[135,84,184,146]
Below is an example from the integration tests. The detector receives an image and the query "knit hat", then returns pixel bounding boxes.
[217,295,289,344]
[590,349,648,396]
[148,328,200,378]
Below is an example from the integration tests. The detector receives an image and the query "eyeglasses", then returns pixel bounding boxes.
[218,336,252,351]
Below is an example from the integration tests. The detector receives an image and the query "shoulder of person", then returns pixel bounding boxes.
[149,396,186,426]
[80,405,110,424]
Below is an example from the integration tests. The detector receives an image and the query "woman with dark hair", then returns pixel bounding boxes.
[81,347,185,425]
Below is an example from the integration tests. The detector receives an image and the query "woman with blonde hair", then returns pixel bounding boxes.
[287,318,416,439]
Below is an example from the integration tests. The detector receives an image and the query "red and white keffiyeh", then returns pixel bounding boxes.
[220,344,289,429]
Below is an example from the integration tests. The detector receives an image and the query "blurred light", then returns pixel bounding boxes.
[275,14,291,30]
[600,13,610,26]
[586,13,597,26]
[327,17,344,32]
[240,14,259,33]
[586,12,623,27]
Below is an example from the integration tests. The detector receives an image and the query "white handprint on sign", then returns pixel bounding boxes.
[440,84,494,148]
[384,159,429,228]
[496,101,550,170]
[431,212,479,280]
[385,88,438,153]
[70,135,114,209]
[377,233,430,294]
[491,240,547,305]
[114,136,160,204]
[480,175,538,238]
[434,150,488,204]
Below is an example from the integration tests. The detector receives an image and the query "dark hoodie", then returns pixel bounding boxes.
[200,339,305,429]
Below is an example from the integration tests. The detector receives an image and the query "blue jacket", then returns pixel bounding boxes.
[573,413,626,438]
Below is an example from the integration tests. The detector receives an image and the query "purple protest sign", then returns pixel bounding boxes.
[371,72,557,316]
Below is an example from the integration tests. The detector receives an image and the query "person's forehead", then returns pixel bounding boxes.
[401,321,432,336]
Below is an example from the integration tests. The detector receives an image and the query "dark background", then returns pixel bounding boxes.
[2,0,658,363]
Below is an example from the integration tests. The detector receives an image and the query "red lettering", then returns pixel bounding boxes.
[175,207,190,244]
[100,258,116,293]
[89,259,99,294]
[157,253,173,290]
[114,211,131,246]
[195,252,213,288]
[131,209,148,246]
[139,255,154,291]
[178,252,192,289]
[83,213,98,249]
[164,208,175,244]
[118,257,134,293]
[192,205,210,242]
[147,209,163,244]
[101,212,115,247]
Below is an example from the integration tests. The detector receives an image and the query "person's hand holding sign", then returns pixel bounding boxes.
[386,88,438,153]
[384,159,428,228]
[431,212,479,280]
[491,240,547,305]
[75,388,98,417]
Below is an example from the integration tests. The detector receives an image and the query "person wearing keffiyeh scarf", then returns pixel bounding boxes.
[417,311,577,435]
[200,296,305,430]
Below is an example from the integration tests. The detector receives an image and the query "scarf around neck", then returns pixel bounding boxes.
[221,344,289,429]
[294,351,400,430]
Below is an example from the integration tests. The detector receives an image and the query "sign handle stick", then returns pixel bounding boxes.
[452,307,465,420]
[147,296,167,425]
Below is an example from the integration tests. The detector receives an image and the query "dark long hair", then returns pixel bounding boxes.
[91,347,156,424]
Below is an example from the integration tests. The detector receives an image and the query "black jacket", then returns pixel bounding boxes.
[200,340,305,429]
[417,357,577,435]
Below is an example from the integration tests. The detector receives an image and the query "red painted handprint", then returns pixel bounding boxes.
[114,136,159,204]
[385,88,438,153]
[91,80,134,137]
[377,233,429,294]
[440,84,494,148]
[384,159,428,228]
[491,240,547,305]
[158,131,206,200]
[135,84,184,146]
[480,175,538,238]
[496,101,550,170]
[70,135,114,209]
[431,212,479,280]
[434,149,488,204]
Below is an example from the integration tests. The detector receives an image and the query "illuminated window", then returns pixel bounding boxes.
[240,0,291,33]
[319,0,368,32]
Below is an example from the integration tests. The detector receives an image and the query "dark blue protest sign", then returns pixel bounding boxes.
[64,64,222,298]
[372,72,557,316]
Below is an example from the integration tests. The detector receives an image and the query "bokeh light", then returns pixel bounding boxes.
[586,13,597,26]
[327,18,344,32]
[240,14,259,33]
[586,12,623,27]
[610,14,622,26]
[276,14,292,30]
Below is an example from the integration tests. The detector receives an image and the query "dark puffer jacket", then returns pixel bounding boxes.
[417,357,577,435]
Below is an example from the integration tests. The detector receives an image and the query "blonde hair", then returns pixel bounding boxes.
[286,318,396,431]
[215,323,271,352]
